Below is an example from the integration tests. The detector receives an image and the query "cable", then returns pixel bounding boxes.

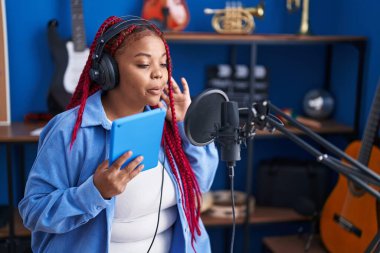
[147,153,166,252]
[229,165,236,253]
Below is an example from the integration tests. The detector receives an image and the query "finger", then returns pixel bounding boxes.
[97,160,109,172]
[163,86,175,101]
[170,77,180,94]
[128,164,145,180]
[122,155,144,175]
[110,151,132,172]
[181,77,190,95]
[161,92,170,105]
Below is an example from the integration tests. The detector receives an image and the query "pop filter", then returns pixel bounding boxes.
[184,89,229,146]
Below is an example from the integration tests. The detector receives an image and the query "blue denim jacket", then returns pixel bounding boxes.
[18,91,219,253]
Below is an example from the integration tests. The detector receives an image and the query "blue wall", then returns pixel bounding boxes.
[2,0,380,252]
[4,1,380,124]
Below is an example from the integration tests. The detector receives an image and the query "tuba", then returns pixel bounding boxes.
[204,1,264,34]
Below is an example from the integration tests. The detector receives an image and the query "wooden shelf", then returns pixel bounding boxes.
[0,120,353,143]
[165,32,367,45]
[0,122,43,143]
[202,206,309,226]
[0,209,30,238]
[263,235,327,253]
[0,206,306,237]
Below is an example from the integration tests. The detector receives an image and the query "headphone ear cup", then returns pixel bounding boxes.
[92,53,119,90]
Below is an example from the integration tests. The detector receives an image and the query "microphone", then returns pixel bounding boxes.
[218,101,241,167]
[184,89,274,168]
[184,89,244,168]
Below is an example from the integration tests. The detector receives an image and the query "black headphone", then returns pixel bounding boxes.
[89,18,152,90]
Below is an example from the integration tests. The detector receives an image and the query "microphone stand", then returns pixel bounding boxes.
[216,101,242,253]
[249,100,380,253]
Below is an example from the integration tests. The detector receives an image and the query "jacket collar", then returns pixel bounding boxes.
[81,90,111,130]
[80,90,153,130]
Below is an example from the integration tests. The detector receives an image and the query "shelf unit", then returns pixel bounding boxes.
[164,32,366,136]
[165,32,367,252]
[0,123,43,252]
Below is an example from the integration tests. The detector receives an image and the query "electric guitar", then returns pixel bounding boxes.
[47,0,89,115]
[141,0,190,31]
[320,83,380,253]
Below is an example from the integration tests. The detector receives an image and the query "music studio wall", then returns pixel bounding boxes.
[3,0,378,125]
[1,0,380,252]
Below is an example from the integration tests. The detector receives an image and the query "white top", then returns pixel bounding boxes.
[110,162,178,253]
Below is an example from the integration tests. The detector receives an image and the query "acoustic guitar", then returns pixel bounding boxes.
[320,84,380,253]
[47,0,89,115]
[141,0,190,31]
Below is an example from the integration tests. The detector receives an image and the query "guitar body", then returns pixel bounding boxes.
[63,42,89,94]
[142,0,190,31]
[47,20,72,115]
[320,140,380,253]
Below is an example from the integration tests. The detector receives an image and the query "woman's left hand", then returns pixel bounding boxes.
[159,77,191,122]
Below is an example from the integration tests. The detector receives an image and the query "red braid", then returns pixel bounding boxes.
[160,36,202,250]
[67,16,202,250]
[67,16,123,148]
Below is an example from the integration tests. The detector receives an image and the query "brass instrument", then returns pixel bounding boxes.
[204,2,264,34]
[287,0,311,35]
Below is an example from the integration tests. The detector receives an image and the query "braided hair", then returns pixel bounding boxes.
[67,16,202,250]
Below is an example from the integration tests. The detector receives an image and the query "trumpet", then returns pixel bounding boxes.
[204,2,264,34]
[287,0,311,35]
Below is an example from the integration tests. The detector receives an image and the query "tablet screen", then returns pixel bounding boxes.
[110,108,166,171]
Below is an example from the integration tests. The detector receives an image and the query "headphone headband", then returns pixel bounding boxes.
[92,18,153,63]
[90,17,159,90]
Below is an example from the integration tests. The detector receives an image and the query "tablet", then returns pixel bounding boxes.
[110,108,166,171]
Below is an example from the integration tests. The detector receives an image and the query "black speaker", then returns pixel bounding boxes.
[89,18,153,90]
[255,158,332,212]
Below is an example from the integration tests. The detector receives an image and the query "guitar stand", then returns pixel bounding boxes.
[250,101,380,252]
[304,217,318,252]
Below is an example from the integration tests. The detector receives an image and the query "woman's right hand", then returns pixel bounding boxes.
[93,151,144,199]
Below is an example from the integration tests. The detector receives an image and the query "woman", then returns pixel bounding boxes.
[19,16,219,253]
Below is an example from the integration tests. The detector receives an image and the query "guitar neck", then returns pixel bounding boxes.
[71,0,86,52]
[358,83,380,164]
